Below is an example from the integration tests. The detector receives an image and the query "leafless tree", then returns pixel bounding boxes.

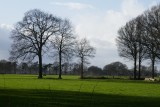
[117,4,160,79]
[141,6,160,78]
[75,38,95,79]
[10,9,60,78]
[135,16,148,79]
[117,20,139,80]
[51,19,76,79]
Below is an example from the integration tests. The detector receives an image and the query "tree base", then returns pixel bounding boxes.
[58,78,62,79]
[38,76,43,79]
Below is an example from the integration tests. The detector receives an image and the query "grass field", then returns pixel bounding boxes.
[0,74,160,107]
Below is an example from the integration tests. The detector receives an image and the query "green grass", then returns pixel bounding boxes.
[0,74,160,107]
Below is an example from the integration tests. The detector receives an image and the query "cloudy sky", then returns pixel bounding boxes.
[0,0,160,68]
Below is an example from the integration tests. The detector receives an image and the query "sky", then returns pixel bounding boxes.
[0,0,160,68]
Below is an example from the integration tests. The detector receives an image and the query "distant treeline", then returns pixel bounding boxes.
[0,60,159,78]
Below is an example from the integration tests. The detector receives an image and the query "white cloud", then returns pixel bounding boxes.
[51,2,94,10]
[0,24,13,30]
[74,0,147,68]
[0,0,158,68]
[122,0,145,18]
[149,1,159,8]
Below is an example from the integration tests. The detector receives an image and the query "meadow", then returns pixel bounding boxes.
[0,74,160,107]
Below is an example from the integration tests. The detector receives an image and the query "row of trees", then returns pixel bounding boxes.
[0,60,16,74]
[116,4,160,79]
[1,59,158,78]
[0,60,130,76]
[0,60,81,75]
[88,62,158,78]
[87,62,129,77]
[0,60,43,74]
[10,9,95,79]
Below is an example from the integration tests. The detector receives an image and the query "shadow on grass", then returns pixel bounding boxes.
[0,89,160,107]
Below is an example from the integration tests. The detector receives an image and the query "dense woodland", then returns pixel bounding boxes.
[1,4,160,79]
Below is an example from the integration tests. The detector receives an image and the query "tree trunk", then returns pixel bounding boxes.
[134,56,137,80]
[80,57,84,79]
[151,47,155,79]
[38,52,43,79]
[14,63,16,74]
[138,58,141,80]
[138,40,142,80]
[58,51,62,79]
[151,58,155,79]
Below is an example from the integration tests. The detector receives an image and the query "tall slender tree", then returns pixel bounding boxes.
[142,7,160,78]
[51,19,76,79]
[75,38,95,79]
[135,16,147,79]
[117,20,138,80]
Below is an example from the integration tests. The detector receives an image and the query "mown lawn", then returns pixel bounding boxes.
[0,74,160,107]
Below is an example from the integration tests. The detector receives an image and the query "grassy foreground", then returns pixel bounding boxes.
[0,75,160,107]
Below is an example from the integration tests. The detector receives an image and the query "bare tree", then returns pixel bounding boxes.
[75,38,95,79]
[116,20,139,80]
[51,19,76,79]
[135,16,148,79]
[117,4,160,79]
[10,9,60,79]
[141,7,160,78]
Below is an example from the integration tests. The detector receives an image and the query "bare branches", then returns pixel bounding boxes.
[116,16,145,80]
[10,9,60,78]
[75,38,96,79]
[117,4,160,79]
[50,19,76,79]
